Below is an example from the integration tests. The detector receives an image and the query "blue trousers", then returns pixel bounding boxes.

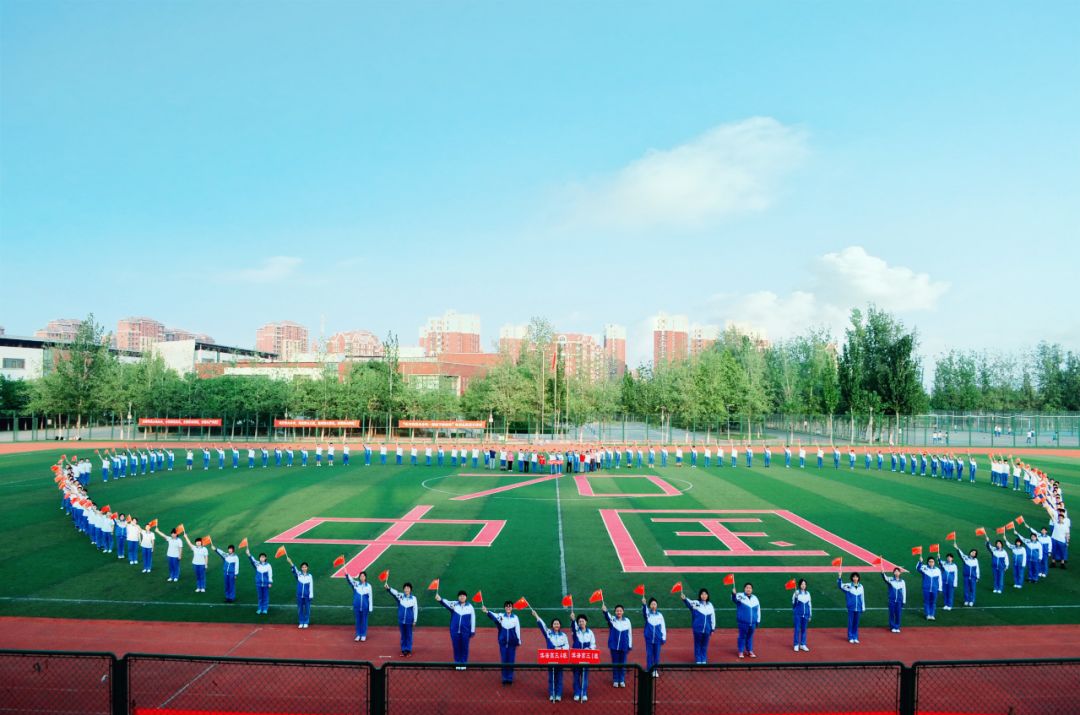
[942,582,955,608]
[142,547,153,571]
[194,564,207,590]
[645,641,662,672]
[736,622,756,653]
[793,614,809,646]
[692,630,711,663]
[1013,562,1025,587]
[963,575,977,604]
[888,600,903,630]
[354,606,370,638]
[399,623,414,653]
[923,589,938,617]
[547,666,564,699]
[128,540,139,563]
[1027,555,1040,582]
[610,649,628,684]
[297,597,311,625]
[846,611,861,641]
[168,556,181,581]
[992,563,1006,591]
[256,585,270,613]
[224,573,236,601]
[450,632,471,663]
[573,665,589,697]
[498,643,517,682]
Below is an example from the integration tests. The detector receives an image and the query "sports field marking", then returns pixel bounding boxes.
[450,473,562,500]
[573,473,683,497]
[158,626,262,707]
[266,505,506,576]
[555,472,568,596]
[600,509,900,573]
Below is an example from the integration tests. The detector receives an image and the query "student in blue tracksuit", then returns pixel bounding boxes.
[483,601,522,685]
[641,596,667,676]
[436,589,476,667]
[568,610,597,701]
[680,587,716,664]
[245,547,273,614]
[954,541,981,606]
[386,579,418,656]
[985,537,1009,594]
[1030,525,1053,577]
[532,609,569,702]
[1009,537,1027,588]
[214,543,240,602]
[115,515,128,560]
[601,602,633,686]
[287,556,314,628]
[791,579,812,651]
[838,571,866,643]
[1022,531,1042,583]
[731,582,761,658]
[784,445,792,468]
[915,556,942,620]
[230,445,240,469]
[881,566,907,632]
[183,533,209,593]
[940,553,959,610]
[346,571,374,641]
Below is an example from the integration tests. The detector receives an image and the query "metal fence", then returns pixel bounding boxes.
[3,651,1078,715]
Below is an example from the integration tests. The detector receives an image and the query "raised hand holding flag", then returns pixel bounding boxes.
[929,543,940,554]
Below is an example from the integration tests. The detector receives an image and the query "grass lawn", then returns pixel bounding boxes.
[1,448,1076,630]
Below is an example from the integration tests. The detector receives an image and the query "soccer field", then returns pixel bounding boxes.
[2,447,1077,630]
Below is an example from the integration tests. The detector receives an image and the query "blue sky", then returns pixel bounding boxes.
[2,1,1078,367]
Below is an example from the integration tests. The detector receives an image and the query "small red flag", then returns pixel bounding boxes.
[274,546,287,559]
[147,519,158,529]
[871,556,883,567]
[1006,521,1015,530]
[831,557,843,567]
[946,531,956,541]
[633,584,645,596]
[670,582,683,594]
[929,544,940,553]
[202,535,212,545]
[995,526,1006,535]
[110,513,118,520]
[975,527,986,536]
[912,546,923,556]
[784,579,797,590]
[514,597,529,610]
[1016,516,1024,525]
[589,589,603,604]
[333,555,346,568]
[1034,497,1044,504]
[102,505,110,513]
[561,594,573,608]
[378,569,389,582]
[723,574,735,586]
[472,590,483,603]
[176,524,185,535]
[428,579,440,591]
[238,537,249,549]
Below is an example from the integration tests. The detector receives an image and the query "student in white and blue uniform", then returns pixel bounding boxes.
[231,445,240,468]
[386,580,418,656]
[784,445,792,468]
[139,522,156,573]
[569,610,597,700]
[532,609,569,702]
[314,444,323,467]
[968,455,977,483]
[215,543,240,602]
[1009,537,1027,588]
[1050,510,1070,568]
[156,526,184,583]
[816,446,824,469]
[346,571,373,641]
[287,557,314,628]
[185,449,194,471]
[343,443,351,466]
[286,447,294,467]
[954,541,981,606]
[877,450,884,471]
[746,445,754,467]
[641,596,666,675]
[184,534,209,593]
[940,553,959,610]
[1022,531,1042,583]
[364,444,373,466]
[680,587,716,664]
[115,514,128,560]
[1028,525,1052,578]
[100,453,110,482]
[274,447,282,467]
[246,548,274,614]
[985,537,1009,593]
[798,446,806,469]
[915,556,942,619]
[126,517,141,565]
[791,578,812,650]
[261,447,269,468]
[601,602,632,686]
[436,589,476,667]
[300,447,309,467]
[327,442,335,467]
[881,566,906,632]
[731,582,761,658]
[837,571,865,643]
[483,601,522,685]
[763,446,771,468]
[247,447,256,469]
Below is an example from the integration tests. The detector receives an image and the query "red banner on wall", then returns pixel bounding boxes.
[273,419,361,428]
[537,649,601,665]
[138,418,222,427]
[398,420,487,429]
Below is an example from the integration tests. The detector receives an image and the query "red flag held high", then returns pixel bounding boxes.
[975,528,986,536]
[589,589,603,604]
[670,582,683,594]
[238,537,249,549]
[946,531,956,542]
[562,594,573,608]
[871,556,883,567]
[378,570,389,582]
[1016,516,1024,525]
[912,546,923,556]
[785,579,797,590]
[473,591,483,603]
[995,527,1006,535]
[1006,521,1015,530]
[929,544,940,553]
[333,555,346,568]
[274,546,287,559]
[831,557,842,567]
[633,584,645,596]
[514,597,529,610]
[723,574,735,586]
[428,579,440,591]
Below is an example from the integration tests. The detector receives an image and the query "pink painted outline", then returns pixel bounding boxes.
[451,474,561,501]
[574,474,682,498]
[599,508,900,574]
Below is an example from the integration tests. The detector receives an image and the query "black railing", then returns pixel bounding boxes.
[2,650,1078,715]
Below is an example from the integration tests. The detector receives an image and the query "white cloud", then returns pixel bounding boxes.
[231,256,303,284]
[811,246,950,312]
[566,117,808,230]
[707,246,951,341]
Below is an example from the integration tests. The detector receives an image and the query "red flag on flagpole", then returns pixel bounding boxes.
[378,570,389,582]
[561,594,573,608]
[871,556,883,567]
[1016,516,1024,525]
[995,526,1006,535]
[633,584,645,596]
[912,546,923,555]
[176,524,185,535]
[784,579,797,590]
[588,589,603,604]
[975,527,986,536]
[238,537,249,549]
[670,582,683,594]
[101,505,110,513]
[831,557,843,567]
[514,597,529,610]
[723,574,735,586]
[274,546,287,559]
[946,531,956,542]
[929,544,940,553]
[472,591,483,603]
[1006,521,1015,530]
[147,519,158,529]
[428,579,440,591]
[332,555,346,568]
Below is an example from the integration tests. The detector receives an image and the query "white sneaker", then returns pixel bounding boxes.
[849,639,854,643]
[581,696,587,701]
[573,696,580,702]
[794,646,800,652]
[800,645,810,652]
[361,636,366,642]
[355,636,361,642]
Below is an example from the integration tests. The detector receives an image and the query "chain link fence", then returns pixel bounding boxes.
[0,650,114,715]
[384,663,638,714]
[653,662,903,715]
[914,659,1080,714]
[125,654,371,715]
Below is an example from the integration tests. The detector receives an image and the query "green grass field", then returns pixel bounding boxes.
[1,448,1076,630]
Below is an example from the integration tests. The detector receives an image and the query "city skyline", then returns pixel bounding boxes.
[3,3,1077,370]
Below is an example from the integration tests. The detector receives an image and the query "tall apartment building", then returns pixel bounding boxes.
[689,324,721,356]
[652,313,689,366]
[163,328,215,343]
[255,321,310,360]
[419,310,481,355]
[498,324,528,362]
[603,324,627,378]
[35,318,84,342]
[556,333,604,382]
[116,317,165,352]
[326,330,384,358]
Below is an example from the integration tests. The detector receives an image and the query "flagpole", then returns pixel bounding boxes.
[553,343,559,439]
[539,346,545,440]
